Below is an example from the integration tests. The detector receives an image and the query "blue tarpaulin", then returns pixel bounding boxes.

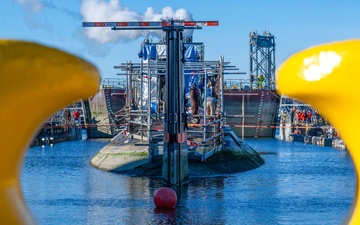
[138,44,157,60]
[138,44,198,61]
[184,44,197,62]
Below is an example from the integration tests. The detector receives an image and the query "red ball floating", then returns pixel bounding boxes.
[153,187,177,208]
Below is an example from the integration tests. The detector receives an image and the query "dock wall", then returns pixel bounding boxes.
[224,90,280,138]
[87,89,281,139]
[87,88,126,138]
[289,134,346,150]
[30,126,83,147]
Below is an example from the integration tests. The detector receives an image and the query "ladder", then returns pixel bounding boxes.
[254,91,265,138]
[104,89,116,135]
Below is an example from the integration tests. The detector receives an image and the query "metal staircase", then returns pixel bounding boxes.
[104,89,116,135]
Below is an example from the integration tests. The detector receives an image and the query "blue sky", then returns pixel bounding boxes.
[2,0,360,80]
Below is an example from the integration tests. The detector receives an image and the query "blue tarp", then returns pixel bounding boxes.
[184,44,197,62]
[184,69,206,98]
[138,44,157,60]
[185,70,199,94]
[138,44,198,61]
[138,43,202,98]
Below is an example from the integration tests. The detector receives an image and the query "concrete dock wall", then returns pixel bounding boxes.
[290,134,346,150]
[30,126,83,147]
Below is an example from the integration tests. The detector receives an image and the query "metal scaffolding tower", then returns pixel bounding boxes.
[83,19,220,189]
[249,31,276,90]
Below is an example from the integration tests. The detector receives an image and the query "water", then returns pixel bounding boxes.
[21,138,355,225]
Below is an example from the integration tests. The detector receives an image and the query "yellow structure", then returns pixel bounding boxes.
[0,40,100,224]
[277,40,360,224]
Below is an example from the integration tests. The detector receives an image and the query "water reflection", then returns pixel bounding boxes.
[177,177,226,224]
[153,208,177,224]
[21,139,355,225]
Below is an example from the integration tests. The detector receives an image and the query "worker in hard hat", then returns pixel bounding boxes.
[257,74,264,90]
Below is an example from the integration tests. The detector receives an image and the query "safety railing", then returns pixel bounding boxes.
[101,78,127,89]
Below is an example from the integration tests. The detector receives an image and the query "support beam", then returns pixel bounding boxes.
[162,25,189,188]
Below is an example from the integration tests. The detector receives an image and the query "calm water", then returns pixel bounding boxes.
[21,138,355,225]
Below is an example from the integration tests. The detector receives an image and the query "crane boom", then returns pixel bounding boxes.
[82,20,218,30]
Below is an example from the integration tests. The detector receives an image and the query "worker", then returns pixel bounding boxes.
[257,74,264,90]
[206,80,216,119]
[63,108,71,131]
[160,85,165,113]
[206,97,216,119]
[250,74,254,90]
[280,111,287,124]
[190,83,200,123]
[290,107,296,124]
[73,110,80,123]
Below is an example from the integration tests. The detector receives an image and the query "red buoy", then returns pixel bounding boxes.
[153,187,177,208]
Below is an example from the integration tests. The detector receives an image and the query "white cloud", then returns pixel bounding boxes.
[81,0,193,44]
[15,0,45,13]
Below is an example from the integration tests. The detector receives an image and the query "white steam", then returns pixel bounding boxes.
[81,0,194,43]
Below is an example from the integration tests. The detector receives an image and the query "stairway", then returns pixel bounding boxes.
[254,91,265,138]
[104,89,116,135]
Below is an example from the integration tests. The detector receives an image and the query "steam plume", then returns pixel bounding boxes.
[81,0,194,43]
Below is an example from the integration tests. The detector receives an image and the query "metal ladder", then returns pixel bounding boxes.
[254,91,265,138]
[104,89,116,135]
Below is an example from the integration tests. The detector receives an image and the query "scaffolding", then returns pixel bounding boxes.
[83,20,243,187]
[249,31,276,90]
[113,38,240,162]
